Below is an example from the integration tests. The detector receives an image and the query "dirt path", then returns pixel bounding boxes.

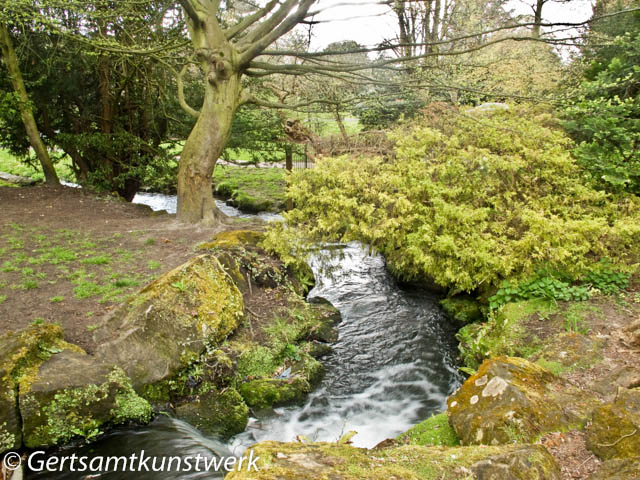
[0,185,258,352]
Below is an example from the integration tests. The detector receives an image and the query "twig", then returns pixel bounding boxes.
[596,429,637,447]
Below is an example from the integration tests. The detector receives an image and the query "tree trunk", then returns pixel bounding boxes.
[333,107,349,144]
[177,75,242,225]
[533,0,545,38]
[0,23,59,185]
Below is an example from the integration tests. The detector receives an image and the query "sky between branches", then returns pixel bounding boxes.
[309,0,594,50]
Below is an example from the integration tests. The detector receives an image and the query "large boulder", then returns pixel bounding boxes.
[586,387,640,460]
[174,388,248,438]
[94,254,243,389]
[447,356,593,445]
[225,441,560,479]
[19,351,152,448]
[0,325,83,453]
[590,458,640,480]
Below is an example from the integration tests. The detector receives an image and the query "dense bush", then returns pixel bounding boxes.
[265,105,640,292]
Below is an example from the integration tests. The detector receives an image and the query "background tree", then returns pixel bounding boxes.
[0,22,59,185]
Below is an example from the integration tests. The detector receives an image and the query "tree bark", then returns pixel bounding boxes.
[177,75,242,225]
[533,0,545,38]
[333,106,349,144]
[0,23,59,185]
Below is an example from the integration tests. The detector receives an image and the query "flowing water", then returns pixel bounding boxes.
[26,194,461,479]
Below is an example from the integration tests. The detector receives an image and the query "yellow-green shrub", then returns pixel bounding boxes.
[265,106,640,292]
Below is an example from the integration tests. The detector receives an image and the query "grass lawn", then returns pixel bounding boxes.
[213,165,286,212]
[0,149,75,182]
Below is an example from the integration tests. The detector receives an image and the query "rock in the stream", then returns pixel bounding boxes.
[586,387,640,460]
[239,377,311,410]
[94,254,243,389]
[225,441,561,479]
[174,388,248,438]
[0,325,84,452]
[447,356,593,445]
[19,352,152,448]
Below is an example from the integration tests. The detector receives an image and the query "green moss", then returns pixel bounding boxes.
[0,324,84,394]
[0,422,17,453]
[226,441,560,480]
[399,413,460,446]
[457,299,557,369]
[198,230,265,250]
[23,367,151,448]
[440,296,484,327]
[175,388,248,438]
[239,377,310,409]
[109,370,153,424]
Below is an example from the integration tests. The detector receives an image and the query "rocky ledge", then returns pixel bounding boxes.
[0,230,340,453]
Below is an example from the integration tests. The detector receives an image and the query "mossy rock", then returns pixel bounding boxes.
[20,353,151,448]
[94,255,243,389]
[225,441,560,479]
[590,458,640,479]
[440,296,484,327]
[291,353,324,386]
[303,298,341,343]
[199,230,265,250]
[586,388,640,460]
[398,412,460,447]
[447,356,592,445]
[531,333,603,376]
[238,377,310,410]
[232,192,274,213]
[174,388,248,438]
[0,325,84,453]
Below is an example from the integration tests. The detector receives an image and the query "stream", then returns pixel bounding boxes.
[27,193,461,479]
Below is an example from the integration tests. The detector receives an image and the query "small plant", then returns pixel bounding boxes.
[49,296,65,303]
[489,264,628,311]
[147,260,162,270]
[87,324,100,332]
[144,238,156,246]
[23,279,39,289]
[171,280,188,292]
[0,294,7,304]
[32,318,45,325]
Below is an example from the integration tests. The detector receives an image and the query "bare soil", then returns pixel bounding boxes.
[0,184,262,352]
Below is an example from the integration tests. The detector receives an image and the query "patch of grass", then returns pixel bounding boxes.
[1,261,17,272]
[147,260,162,270]
[50,296,65,303]
[22,279,39,290]
[563,303,593,334]
[0,148,75,182]
[32,318,45,325]
[0,294,7,304]
[144,238,156,246]
[81,255,111,265]
[73,281,105,299]
[36,246,78,264]
[87,324,100,332]
[213,165,286,212]
[111,277,139,288]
